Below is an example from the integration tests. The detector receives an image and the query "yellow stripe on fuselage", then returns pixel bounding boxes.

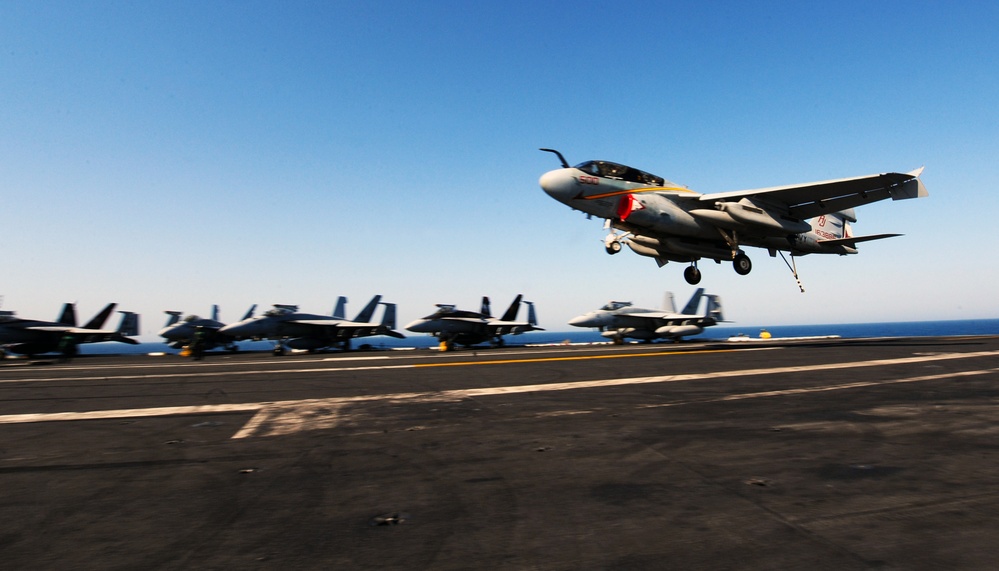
[583,186,697,200]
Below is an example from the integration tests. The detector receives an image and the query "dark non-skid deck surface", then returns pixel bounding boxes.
[2,336,999,569]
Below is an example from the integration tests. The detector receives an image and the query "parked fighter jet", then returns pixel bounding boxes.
[0,303,140,356]
[405,294,542,351]
[218,295,404,355]
[539,149,928,290]
[569,288,724,343]
[159,304,256,351]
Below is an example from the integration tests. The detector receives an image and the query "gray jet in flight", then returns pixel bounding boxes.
[405,294,542,351]
[218,295,404,355]
[539,148,928,290]
[568,288,724,343]
[0,302,140,357]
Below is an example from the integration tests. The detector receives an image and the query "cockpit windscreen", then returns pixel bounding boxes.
[574,161,664,187]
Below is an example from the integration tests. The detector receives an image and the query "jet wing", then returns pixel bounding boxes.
[486,321,544,334]
[287,319,406,339]
[607,312,698,328]
[27,326,116,335]
[698,168,927,220]
[287,319,344,327]
[334,322,406,339]
[623,311,684,319]
[818,233,902,247]
[27,326,141,344]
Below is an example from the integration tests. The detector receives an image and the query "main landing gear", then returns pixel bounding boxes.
[683,264,701,285]
[683,251,752,285]
[733,252,752,275]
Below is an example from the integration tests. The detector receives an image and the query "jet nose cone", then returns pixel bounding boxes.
[568,314,594,328]
[405,319,429,333]
[539,169,576,203]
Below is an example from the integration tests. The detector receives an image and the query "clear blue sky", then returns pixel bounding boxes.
[3,1,998,339]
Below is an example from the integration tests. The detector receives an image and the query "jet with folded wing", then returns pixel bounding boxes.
[0,302,140,356]
[405,294,543,351]
[568,288,724,343]
[158,304,257,351]
[539,149,928,290]
[217,295,404,355]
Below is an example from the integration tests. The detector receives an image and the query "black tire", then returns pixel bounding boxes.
[684,266,702,285]
[733,253,752,275]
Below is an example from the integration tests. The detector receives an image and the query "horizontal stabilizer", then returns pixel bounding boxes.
[818,233,902,247]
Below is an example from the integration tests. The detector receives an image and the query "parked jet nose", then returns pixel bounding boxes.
[539,169,577,204]
[568,313,600,328]
[405,318,432,333]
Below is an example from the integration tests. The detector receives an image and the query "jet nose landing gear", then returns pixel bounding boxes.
[603,225,626,255]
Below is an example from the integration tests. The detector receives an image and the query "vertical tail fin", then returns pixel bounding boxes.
[500,294,523,322]
[332,296,347,319]
[481,296,492,318]
[241,304,257,320]
[117,311,140,336]
[211,305,220,322]
[810,209,856,240]
[380,303,397,329]
[353,295,382,323]
[163,311,183,327]
[662,292,677,313]
[704,295,724,322]
[83,303,117,329]
[680,288,705,315]
[524,301,538,326]
[57,303,77,326]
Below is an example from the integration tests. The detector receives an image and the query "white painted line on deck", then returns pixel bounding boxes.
[0,350,997,439]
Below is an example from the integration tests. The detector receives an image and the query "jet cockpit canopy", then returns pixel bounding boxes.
[264,305,297,318]
[574,161,664,187]
[600,301,633,311]
[424,304,481,320]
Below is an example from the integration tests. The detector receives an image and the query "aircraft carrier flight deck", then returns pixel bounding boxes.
[2,335,999,570]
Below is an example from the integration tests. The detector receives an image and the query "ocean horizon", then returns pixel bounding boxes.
[66,318,999,355]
